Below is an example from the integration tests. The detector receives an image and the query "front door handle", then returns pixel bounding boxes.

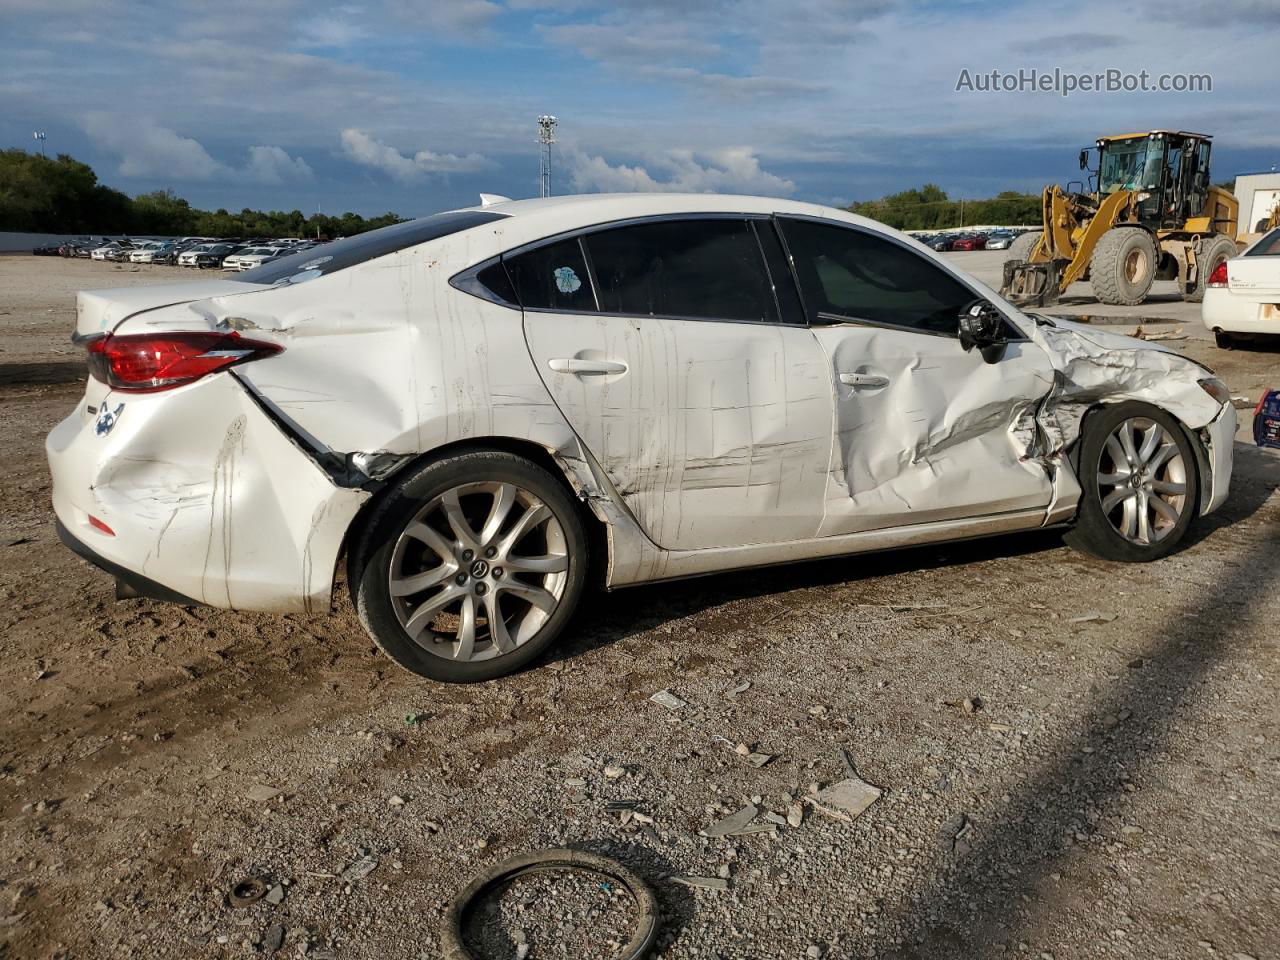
[839,372,890,388]
[548,358,628,375]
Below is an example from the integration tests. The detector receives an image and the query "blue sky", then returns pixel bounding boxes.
[2,0,1277,217]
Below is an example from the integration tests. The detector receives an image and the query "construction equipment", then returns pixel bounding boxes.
[1001,131,1239,307]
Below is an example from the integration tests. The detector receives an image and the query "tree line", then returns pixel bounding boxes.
[847,184,1042,230]
[0,149,403,238]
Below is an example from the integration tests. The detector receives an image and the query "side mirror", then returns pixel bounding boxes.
[958,299,1008,363]
[1079,148,1090,171]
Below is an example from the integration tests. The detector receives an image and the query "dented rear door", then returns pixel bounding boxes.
[517,217,834,551]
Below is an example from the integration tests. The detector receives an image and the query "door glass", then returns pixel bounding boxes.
[504,237,597,311]
[584,219,776,322]
[781,218,974,334]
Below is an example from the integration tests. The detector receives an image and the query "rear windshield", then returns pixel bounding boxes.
[234,210,507,285]
[1245,227,1280,257]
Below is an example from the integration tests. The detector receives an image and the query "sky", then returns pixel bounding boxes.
[2,0,1278,218]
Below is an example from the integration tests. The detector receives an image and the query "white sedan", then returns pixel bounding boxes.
[1202,227,1280,347]
[48,194,1235,682]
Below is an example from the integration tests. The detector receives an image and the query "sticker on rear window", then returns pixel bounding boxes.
[554,266,582,294]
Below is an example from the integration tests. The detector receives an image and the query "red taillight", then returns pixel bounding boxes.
[85,332,282,392]
[1207,260,1229,287]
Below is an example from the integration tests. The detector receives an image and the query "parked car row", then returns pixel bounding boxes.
[910,228,1033,253]
[33,236,326,269]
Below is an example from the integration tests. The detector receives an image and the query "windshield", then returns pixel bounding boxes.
[1099,138,1164,194]
[234,209,506,285]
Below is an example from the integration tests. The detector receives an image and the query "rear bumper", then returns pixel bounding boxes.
[1202,288,1280,335]
[46,373,370,613]
[56,519,202,605]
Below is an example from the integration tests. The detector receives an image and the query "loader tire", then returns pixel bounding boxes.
[1090,228,1157,305]
[1004,230,1042,264]
[1183,235,1237,303]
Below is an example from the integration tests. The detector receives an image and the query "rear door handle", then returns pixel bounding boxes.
[548,358,628,375]
[839,372,890,388]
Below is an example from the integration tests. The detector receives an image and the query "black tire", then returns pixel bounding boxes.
[1214,329,1236,350]
[1063,401,1199,562]
[1183,235,1238,303]
[1004,230,1042,264]
[349,450,588,682]
[1090,228,1157,305]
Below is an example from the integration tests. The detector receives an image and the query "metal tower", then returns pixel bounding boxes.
[537,115,557,198]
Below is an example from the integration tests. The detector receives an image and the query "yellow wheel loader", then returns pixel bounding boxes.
[1001,131,1239,307]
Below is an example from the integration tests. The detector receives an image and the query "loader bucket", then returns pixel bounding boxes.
[1001,259,1062,307]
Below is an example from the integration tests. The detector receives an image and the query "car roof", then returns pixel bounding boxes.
[448,192,879,254]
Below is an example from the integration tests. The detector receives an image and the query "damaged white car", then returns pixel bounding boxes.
[47,194,1236,681]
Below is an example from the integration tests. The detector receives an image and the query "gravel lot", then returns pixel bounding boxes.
[2,256,1278,960]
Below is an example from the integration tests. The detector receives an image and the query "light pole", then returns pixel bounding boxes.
[537,115,557,198]
[33,131,47,158]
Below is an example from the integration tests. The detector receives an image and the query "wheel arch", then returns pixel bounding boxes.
[333,435,613,598]
[1067,398,1210,516]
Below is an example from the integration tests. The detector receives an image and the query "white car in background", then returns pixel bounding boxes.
[128,242,167,263]
[90,241,131,262]
[1202,227,1280,347]
[177,244,220,267]
[224,247,287,271]
[48,194,1235,683]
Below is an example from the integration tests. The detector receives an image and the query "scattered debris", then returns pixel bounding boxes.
[672,875,730,892]
[649,690,687,711]
[228,877,267,908]
[805,776,882,824]
[726,680,751,698]
[339,856,379,884]
[388,795,406,807]
[604,764,626,779]
[1068,612,1118,624]
[263,924,286,954]
[742,751,774,768]
[264,884,285,905]
[441,848,659,960]
[939,813,974,855]
[787,804,804,828]
[701,805,760,838]
[245,784,283,803]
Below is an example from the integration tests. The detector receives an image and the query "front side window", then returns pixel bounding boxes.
[780,218,974,335]
[584,218,775,323]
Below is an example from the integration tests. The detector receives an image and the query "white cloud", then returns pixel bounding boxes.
[569,147,796,196]
[83,114,225,180]
[340,128,491,180]
[246,145,314,183]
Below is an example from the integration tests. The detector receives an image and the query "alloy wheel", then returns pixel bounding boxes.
[388,481,569,662]
[1096,417,1188,545]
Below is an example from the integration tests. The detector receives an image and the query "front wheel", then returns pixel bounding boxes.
[1063,402,1199,562]
[349,451,588,682]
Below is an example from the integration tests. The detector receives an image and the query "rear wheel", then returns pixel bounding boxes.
[1214,329,1236,350]
[1184,235,1238,303]
[350,451,588,682]
[1091,228,1157,305]
[1064,402,1199,562]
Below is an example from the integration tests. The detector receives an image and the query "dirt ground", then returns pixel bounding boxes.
[1,255,1278,960]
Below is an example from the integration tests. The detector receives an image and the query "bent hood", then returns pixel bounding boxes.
[1026,315,1222,434]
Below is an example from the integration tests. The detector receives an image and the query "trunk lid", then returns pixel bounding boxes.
[1226,256,1280,299]
[76,279,267,337]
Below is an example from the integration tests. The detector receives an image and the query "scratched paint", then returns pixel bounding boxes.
[50,194,1236,612]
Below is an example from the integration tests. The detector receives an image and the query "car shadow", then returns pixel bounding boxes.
[551,439,1278,667]
[873,511,1279,957]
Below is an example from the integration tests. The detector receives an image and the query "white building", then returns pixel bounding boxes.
[1234,170,1280,235]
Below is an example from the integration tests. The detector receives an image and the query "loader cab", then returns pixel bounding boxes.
[1094,131,1214,230]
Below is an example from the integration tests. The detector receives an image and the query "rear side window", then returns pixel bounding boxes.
[503,237,597,311]
[584,219,775,323]
[1245,227,1280,257]
[235,209,506,285]
[780,218,973,334]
